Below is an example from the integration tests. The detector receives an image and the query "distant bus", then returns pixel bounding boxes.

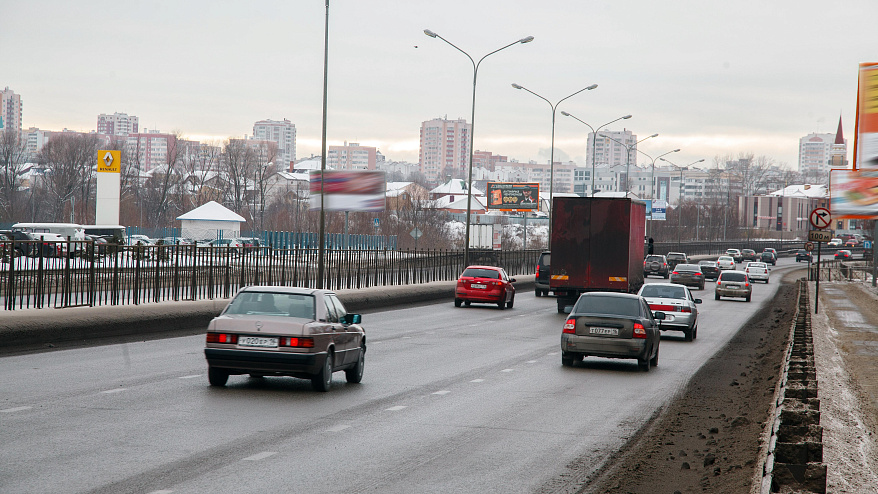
[12,222,86,241]
[81,224,126,244]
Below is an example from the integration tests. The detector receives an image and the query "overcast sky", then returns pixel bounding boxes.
[3,0,876,171]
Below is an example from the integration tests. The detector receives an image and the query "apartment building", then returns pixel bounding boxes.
[253,119,296,168]
[586,129,639,167]
[328,142,377,170]
[97,112,139,136]
[798,116,847,182]
[126,130,178,171]
[493,161,575,194]
[1,87,23,132]
[418,117,471,184]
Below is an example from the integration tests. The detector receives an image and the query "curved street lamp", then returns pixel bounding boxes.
[423,29,533,265]
[599,133,658,192]
[659,158,705,245]
[560,111,631,195]
[510,83,598,241]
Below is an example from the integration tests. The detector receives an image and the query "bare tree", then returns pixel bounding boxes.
[38,133,100,222]
[0,128,29,221]
[250,141,278,232]
[221,139,257,215]
[180,139,222,211]
[140,132,185,226]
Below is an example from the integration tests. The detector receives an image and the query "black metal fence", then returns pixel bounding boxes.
[1,240,539,311]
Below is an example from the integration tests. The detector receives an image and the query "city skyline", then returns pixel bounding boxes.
[2,0,875,170]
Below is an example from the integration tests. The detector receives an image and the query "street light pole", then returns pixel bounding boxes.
[560,111,631,195]
[424,29,533,266]
[637,148,679,238]
[659,158,705,245]
[317,0,330,289]
[600,133,658,193]
[511,83,598,242]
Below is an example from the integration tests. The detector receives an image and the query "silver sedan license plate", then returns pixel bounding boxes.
[589,327,619,336]
[238,336,279,348]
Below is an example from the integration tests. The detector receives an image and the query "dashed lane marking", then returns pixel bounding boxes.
[470,379,485,383]
[100,388,127,394]
[386,406,407,411]
[178,375,201,379]
[501,369,514,373]
[147,490,173,494]
[526,360,537,364]
[327,424,351,432]
[432,390,451,395]
[1,406,32,413]
[243,452,277,461]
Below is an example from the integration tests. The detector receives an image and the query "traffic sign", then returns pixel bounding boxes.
[804,242,814,251]
[808,230,832,242]
[809,208,831,229]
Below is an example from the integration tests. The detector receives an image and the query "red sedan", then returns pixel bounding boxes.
[455,265,516,309]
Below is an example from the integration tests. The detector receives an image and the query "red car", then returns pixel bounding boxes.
[455,265,516,309]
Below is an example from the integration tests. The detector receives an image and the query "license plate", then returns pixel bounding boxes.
[589,327,619,336]
[470,283,486,289]
[727,284,739,289]
[238,336,279,348]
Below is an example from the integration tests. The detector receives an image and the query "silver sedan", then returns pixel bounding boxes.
[637,283,702,341]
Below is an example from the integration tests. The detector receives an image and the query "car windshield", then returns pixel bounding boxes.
[718,256,733,262]
[225,292,316,319]
[749,263,766,268]
[573,295,642,317]
[699,261,717,267]
[667,253,685,259]
[720,272,747,282]
[674,264,700,272]
[645,255,664,262]
[461,268,500,279]
[639,285,687,299]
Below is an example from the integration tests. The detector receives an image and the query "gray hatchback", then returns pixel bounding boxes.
[561,292,665,371]
[715,270,752,302]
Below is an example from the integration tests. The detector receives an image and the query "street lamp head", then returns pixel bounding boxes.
[511,83,523,90]
[586,84,598,90]
[519,36,535,44]
[672,149,681,152]
[423,29,438,38]
[649,133,659,138]
[622,115,632,119]
[694,159,705,164]
[560,111,571,116]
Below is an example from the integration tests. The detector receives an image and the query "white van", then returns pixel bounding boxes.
[12,222,87,241]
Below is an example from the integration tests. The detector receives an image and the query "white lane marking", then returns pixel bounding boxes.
[386,406,407,411]
[402,336,412,339]
[1,406,32,413]
[147,490,174,494]
[547,352,559,356]
[470,379,485,383]
[432,390,451,395]
[327,424,351,432]
[243,451,277,461]
[501,369,514,373]
[100,388,127,394]
[178,374,201,379]
[526,360,538,364]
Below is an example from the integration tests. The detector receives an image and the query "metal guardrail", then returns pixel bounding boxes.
[0,240,539,311]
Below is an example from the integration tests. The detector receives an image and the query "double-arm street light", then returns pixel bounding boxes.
[659,158,705,245]
[638,148,680,238]
[599,133,658,192]
[560,111,632,195]
[510,83,598,241]
[423,29,533,266]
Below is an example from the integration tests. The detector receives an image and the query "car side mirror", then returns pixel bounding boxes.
[693,299,702,304]
[509,277,516,283]
[343,313,361,324]
[654,311,666,320]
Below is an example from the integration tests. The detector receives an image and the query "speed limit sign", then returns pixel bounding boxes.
[804,242,814,251]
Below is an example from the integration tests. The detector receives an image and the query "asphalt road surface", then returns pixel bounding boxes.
[0,260,798,494]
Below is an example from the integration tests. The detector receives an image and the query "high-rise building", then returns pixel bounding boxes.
[1,87,23,132]
[798,116,847,182]
[328,142,377,170]
[418,117,471,184]
[126,130,177,171]
[586,129,639,167]
[97,112,139,136]
[253,119,296,168]
[472,150,507,172]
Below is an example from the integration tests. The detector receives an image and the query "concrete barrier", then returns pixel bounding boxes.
[0,276,535,353]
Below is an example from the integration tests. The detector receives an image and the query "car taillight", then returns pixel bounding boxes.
[633,323,647,338]
[681,307,691,313]
[206,333,238,344]
[671,271,679,275]
[281,337,314,348]
[536,266,540,277]
[745,282,750,287]
[562,319,576,334]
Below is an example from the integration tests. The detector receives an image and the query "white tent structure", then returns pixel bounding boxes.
[176,201,246,241]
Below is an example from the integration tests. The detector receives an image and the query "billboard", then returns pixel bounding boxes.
[309,170,386,212]
[856,63,878,169]
[486,182,540,211]
[830,168,878,219]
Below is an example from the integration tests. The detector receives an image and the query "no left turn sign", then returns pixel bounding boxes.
[809,208,831,229]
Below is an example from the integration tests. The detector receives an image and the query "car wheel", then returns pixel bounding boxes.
[345,344,365,384]
[464,300,471,307]
[684,328,693,342]
[497,298,505,310]
[208,367,229,387]
[693,325,698,339]
[248,373,264,379]
[715,293,720,300]
[311,352,333,392]
[454,298,462,307]
[650,345,659,367]
[663,273,669,279]
[638,355,651,372]
[746,295,751,302]
[561,351,580,367]
[699,282,705,290]
[535,288,542,297]
[507,294,514,309]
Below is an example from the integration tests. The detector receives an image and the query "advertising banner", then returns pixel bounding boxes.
[486,182,540,211]
[651,199,667,221]
[309,170,386,212]
[856,63,878,169]
[829,168,878,219]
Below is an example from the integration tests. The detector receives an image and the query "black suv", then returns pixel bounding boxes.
[666,252,689,269]
[535,251,551,297]
[760,250,776,265]
[643,254,669,278]
[795,249,812,262]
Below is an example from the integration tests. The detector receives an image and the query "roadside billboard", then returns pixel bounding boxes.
[309,170,386,212]
[829,168,878,219]
[855,62,878,169]
[486,182,540,211]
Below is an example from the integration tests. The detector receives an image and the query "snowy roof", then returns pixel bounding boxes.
[593,191,642,199]
[433,195,487,210]
[291,158,325,172]
[430,179,484,196]
[768,184,828,199]
[177,201,246,222]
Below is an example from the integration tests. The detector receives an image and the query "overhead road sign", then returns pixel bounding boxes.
[809,208,832,229]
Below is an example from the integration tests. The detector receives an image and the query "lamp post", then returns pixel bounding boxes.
[599,133,658,192]
[637,148,679,238]
[660,158,705,245]
[423,29,533,266]
[510,83,598,242]
[560,111,631,195]
[317,0,330,289]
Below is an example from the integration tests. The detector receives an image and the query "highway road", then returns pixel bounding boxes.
[0,259,801,494]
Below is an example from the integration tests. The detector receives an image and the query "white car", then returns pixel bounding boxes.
[828,238,843,247]
[744,261,770,283]
[637,283,702,341]
[717,256,736,270]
